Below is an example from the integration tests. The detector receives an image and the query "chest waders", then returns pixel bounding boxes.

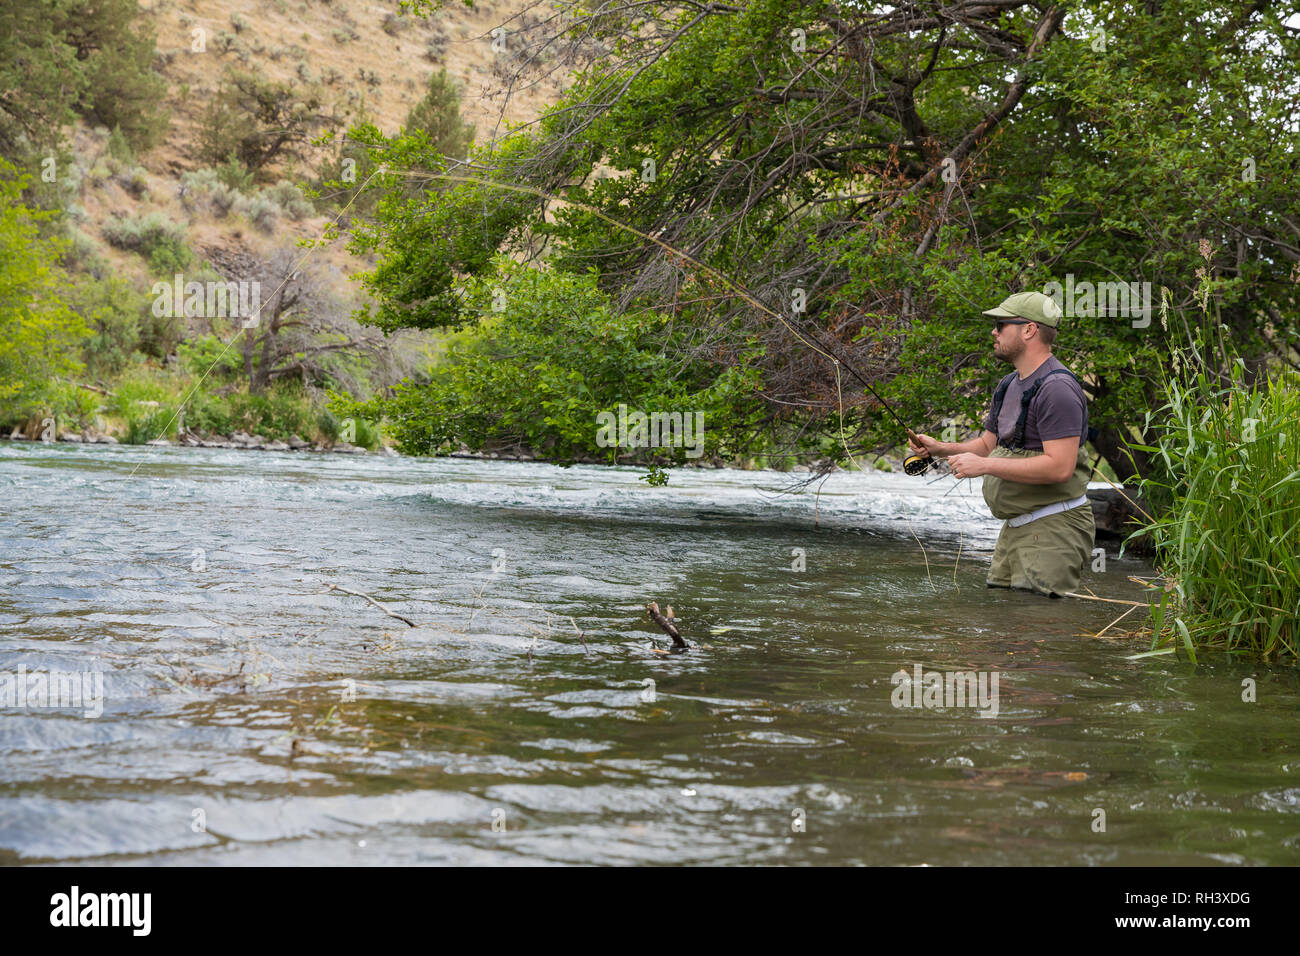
[980,368,1097,597]
[981,368,1093,520]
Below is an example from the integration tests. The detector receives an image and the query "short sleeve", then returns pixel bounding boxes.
[1034,379,1085,442]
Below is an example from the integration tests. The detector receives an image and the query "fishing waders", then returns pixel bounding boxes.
[981,445,1095,597]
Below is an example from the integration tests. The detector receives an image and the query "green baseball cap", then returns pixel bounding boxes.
[982,291,1064,328]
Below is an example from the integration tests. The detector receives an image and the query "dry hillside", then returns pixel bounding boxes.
[71,0,567,327]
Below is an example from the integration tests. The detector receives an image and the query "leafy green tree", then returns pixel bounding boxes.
[356,0,1299,477]
[65,275,145,378]
[338,257,767,462]
[0,161,90,414]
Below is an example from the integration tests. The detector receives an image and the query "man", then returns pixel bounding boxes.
[907,291,1095,598]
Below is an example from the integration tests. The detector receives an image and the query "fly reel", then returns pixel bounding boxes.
[903,453,933,476]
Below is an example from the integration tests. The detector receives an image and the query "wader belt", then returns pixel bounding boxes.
[1006,494,1090,527]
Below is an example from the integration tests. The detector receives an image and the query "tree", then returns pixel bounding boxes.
[0,161,89,413]
[339,257,766,461]
[51,0,169,152]
[357,0,1300,477]
[405,69,475,161]
[214,247,390,394]
[200,69,335,175]
[0,0,167,159]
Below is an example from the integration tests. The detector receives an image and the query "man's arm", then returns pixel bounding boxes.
[908,429,996,459]
[954,436,1080,484]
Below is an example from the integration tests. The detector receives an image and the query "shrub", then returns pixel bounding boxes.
[177,334,243,380]
[258,180,313,220]
[105,125,135,164]
[353,416,381,449]
[1135,369,1300,662]
[244,196,278,233]
[147,237,191,274]
[1132,278,1300,662]
[113,164,149,198]
[102,211,188,258]
[137,308,184,358]
[188,384,317,439]
[425,32,448,62]
[124,402,178,443]
[180,167,242,217]
[61,227,105,274]
[67,275,145,376]
[216,153,255,192]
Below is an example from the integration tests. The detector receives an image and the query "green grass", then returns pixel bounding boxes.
[1128,299,1299,662]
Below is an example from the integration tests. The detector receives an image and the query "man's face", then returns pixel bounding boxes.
[992,320,1030,363]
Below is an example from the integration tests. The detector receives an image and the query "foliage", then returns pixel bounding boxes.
[1129,273,1300,663]
[0,0,167,158]
[0,161,89,415]
[215,154,256,193]
[101,211,193,274]
[186,384,317,439]
[258,180,314,221]
[177,335,244,380]
[65,275,146,377]
[404,69,475,161]
[335,257,766,465]
[346,131,538,332]
[373,0,1297,479]
[199,68,335,175]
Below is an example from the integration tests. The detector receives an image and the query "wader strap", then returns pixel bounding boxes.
[997,368,1082,450]
[989,374,1013,438]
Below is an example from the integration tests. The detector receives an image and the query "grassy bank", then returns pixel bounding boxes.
[1,359,382,449]
[1128,298,1299,662]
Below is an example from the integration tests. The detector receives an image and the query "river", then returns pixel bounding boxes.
[1,441,1296,865]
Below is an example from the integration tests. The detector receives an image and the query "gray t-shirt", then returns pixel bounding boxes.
[982,356,1088,451]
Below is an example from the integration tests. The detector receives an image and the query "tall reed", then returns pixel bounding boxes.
[1127,274,1299,662]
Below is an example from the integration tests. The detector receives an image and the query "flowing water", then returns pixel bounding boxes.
[1,441,1296,865]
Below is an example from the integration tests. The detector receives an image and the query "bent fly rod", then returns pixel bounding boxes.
[396,168,937,476]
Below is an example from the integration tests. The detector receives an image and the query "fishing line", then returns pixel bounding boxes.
[399,168,925,470]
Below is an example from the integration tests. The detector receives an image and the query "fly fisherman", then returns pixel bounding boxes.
[907,291,1095,598]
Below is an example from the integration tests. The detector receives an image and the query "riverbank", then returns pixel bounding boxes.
[4,428,387,456]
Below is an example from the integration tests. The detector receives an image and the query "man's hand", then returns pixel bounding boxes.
[948,452,988,480]
[907,430,942,457]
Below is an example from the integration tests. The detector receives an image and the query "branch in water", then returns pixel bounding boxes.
[646,601,687,649]
[325,583,418,628]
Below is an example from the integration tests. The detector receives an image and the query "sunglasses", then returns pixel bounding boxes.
[994,319,1031,333]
